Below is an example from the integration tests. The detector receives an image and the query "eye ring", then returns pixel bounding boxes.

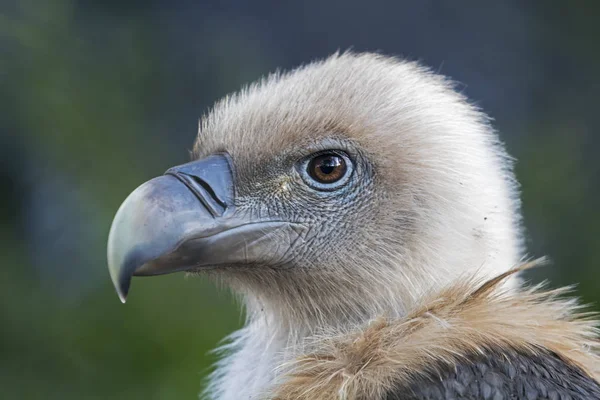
[299,151,353,191]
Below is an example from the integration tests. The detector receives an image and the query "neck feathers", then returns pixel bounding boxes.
[271,260,600,399]
[205,260,599,400]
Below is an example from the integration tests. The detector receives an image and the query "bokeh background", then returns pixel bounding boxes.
[1,1,599,398]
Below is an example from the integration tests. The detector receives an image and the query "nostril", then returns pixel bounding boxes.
[185,174,227,210]
[166,172,227,217]
[163,154,235,218]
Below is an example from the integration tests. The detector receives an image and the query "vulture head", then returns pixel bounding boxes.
[108,52,526,397]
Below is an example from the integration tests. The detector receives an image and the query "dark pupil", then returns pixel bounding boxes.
[318,157,340,175]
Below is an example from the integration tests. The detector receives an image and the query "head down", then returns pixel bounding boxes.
[108,52,522,332]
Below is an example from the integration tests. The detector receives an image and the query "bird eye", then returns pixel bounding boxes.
[298,151,353,191]
[308,154,347,184]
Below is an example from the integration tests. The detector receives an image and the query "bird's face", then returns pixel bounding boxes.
[108,136,388,306]
[108,54,520,321]
[215,136,379,270]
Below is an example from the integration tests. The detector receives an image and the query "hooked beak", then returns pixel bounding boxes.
[107,153,306,303]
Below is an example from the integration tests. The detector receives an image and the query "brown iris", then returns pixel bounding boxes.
[307,153,347,184]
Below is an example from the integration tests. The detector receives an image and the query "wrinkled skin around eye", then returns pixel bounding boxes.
[227,142,383,270]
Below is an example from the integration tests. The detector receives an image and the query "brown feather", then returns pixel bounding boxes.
[271,259,599,400]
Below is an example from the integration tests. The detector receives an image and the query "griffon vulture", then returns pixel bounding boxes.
[107,52,600,399]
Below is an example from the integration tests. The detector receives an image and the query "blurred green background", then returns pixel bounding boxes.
[0,1,598,398]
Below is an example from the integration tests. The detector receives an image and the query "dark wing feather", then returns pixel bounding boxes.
[386,351,600,400]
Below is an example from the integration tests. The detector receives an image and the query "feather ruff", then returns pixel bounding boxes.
[271,260,600,400]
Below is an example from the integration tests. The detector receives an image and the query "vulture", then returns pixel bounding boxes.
[107,52,600,399]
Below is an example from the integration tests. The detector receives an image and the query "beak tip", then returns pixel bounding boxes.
[114,274,131,304]
[108,263,131,304]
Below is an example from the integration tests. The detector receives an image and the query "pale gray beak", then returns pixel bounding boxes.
[107,153,306,303]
